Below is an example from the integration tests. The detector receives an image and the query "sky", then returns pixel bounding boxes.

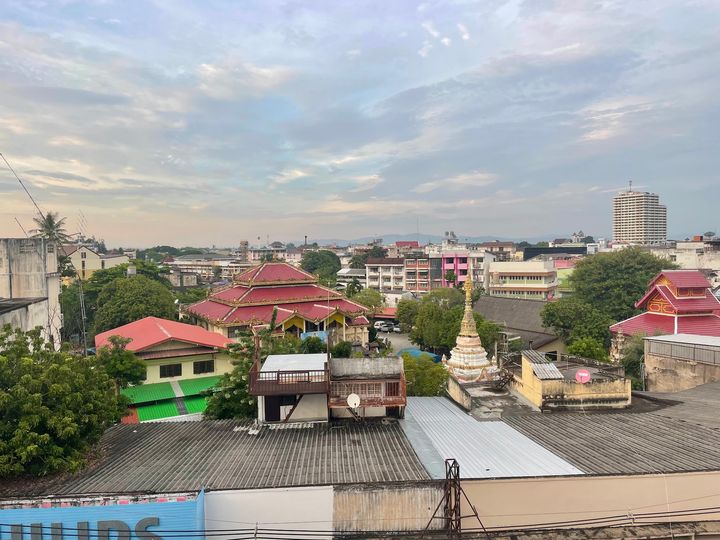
[0,0,718,247]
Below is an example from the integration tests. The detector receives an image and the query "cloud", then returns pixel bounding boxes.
[457,23,470,41]
[418,41,433,58]
[197,59,293,100]
[413,171,497,194]
[272,169,309,186]
[441,37,451,47]
[349,174,383,192]
[421,21,440,38]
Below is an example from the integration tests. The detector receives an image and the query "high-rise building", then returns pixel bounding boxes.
[613,188,667,245]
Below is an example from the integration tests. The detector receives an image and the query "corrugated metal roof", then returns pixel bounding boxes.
[531,362,564,380]
[0,420,428,498]
[401,397,583,479]
[504,411,720,475]
[523,350,549,364]
[645,333,720,347]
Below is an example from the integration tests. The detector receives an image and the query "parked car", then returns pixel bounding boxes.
[373,321,385,329]
[380,322,394,332]
[393,324,401,333]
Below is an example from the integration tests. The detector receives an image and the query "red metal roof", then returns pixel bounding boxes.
[188,296,368,326]
[650,270,711,289]
[234,262,316,285]
[395,241,420,248]
[240,284,341,304]
[634,285,720,313]
[610,312,720,337]
[94,316,233,351]
[212,285,251,302]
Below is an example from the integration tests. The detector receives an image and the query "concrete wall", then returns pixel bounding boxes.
[446,375,473,410]
[332,405,387,418]
[0,299,49,335]
[257,394,329,423]
[205,486,333,539]
[462,471,720,533]
[333,482,443,533]
[645,352,720,392]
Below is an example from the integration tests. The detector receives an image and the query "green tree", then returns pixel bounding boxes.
[410,304,500,356]
[396,299,420,331]
[0,326,125,477]
[345,278,362,298]
[332,341,353,358]
[95,335,147,391]
[567,337,609,362]
[402,353,448,396]
[301,250,341,285]
[444,270,457,286]
[352,288,385,309]
[421,287,465,309]
[300,336,326,354]
[349,246,387,269]
[569,247,675,321]
[581,236,595,244]
[175,286,209,304]
[541,298,613,346]
[31,211,73,245]
[535,241,549,247]
[92,276,176,336]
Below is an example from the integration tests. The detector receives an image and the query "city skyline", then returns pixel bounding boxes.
[0,1,719,246]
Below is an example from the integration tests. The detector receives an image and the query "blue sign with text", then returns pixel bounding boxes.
[0,494,204,540]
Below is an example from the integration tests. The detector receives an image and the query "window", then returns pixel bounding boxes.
[81,251,87,259]
[160,363,182,378]
[101,260,106,269]
[193,359,215,374]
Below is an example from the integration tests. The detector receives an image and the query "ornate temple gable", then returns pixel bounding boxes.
[646,292,676,315]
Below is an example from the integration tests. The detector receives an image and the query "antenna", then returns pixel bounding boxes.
[14,217,29,237]
[629,180,633,192]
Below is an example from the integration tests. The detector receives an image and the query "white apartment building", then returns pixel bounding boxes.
[487,260,558,300]
[0,238,62,349]
[613,189,667,245]
[365,258,404,292]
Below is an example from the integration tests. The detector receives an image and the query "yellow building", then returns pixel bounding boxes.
[62,245,129,281]
[509,350,631,410]
[94,316,235,423]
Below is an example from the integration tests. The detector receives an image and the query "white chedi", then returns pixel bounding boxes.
[446,270,491,383]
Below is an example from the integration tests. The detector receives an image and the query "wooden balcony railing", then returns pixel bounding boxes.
[249,367,329,396]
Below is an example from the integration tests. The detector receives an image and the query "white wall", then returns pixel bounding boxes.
[205,486,333,539]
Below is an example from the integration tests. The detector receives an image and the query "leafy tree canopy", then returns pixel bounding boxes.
[92,275,176,336]
[620,334,645,389]
[352,288,385,309]
[567,336,609,362]
[301,250,341,284]
[345,278,362,298]
[349,246,387,269]
[421,287,465,309]
[396,299,420,331]
[332,340,353,358]
[402,353,448,396]
[300,336,326,354]
[541,298,613,346]
[95,335,147,390]
[0,326,125,477]
[568,247,675,321]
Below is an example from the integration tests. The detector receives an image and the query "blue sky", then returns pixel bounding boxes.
[0,0,718,247]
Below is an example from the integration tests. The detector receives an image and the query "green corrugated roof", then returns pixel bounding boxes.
[136,400,180,422]
[184,395,209,415]
[178,375,223,396]
[122,382,176,404]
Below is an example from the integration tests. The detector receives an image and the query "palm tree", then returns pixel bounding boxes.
[31,211,72,245]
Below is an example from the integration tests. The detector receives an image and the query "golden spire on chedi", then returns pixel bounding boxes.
[445,264,491,383]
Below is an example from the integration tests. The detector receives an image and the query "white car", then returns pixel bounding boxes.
[373,321,385,329]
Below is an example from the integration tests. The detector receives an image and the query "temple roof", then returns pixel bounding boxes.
[233,262,316,286]
[610,312,720,337]
[635,285,720,314]
[649,270,712,289]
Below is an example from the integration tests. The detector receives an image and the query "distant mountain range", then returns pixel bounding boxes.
[298,233,557,246]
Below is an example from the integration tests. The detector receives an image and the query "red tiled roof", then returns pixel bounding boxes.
[350,315,370,326]
[650,270,711,289]
[635,285,720,314]
[94,316,233,351]
[395,241,420,248]
[210,285,252,302]
[610,312,720,337]
[376,307,398,317]
[234,262,316,285]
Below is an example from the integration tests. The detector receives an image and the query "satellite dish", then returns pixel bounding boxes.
[347,393,361,409]
[575,369,591,384]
